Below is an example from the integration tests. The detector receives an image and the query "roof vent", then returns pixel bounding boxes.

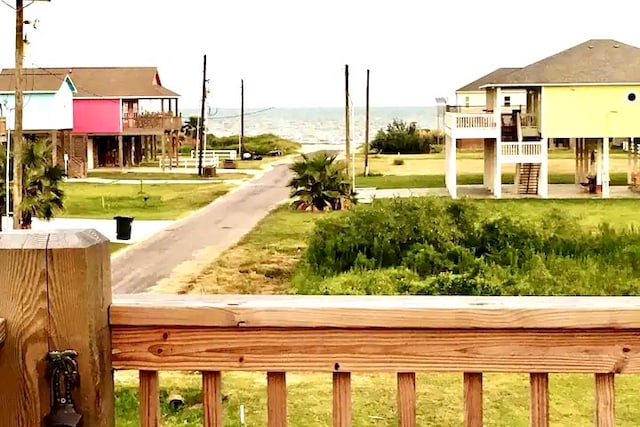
[614,44,620,48]
[588,45,594,49]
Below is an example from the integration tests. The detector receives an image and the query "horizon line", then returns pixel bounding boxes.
[180,105,438,111]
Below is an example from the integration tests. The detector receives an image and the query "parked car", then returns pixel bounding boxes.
[267,149,282,156]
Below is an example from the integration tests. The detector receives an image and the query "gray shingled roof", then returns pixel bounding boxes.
[456,67,521,92]
[482,39,640,87]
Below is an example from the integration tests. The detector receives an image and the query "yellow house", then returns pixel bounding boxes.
[444,39,640,199]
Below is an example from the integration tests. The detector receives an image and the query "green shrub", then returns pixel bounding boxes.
[206,133,300,155]
[294,197,640,296]
[371,119,434,154]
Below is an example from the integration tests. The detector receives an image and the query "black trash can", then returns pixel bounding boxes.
[114,216,134,240]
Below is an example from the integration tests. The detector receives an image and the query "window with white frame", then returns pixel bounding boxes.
[504,96,511,107]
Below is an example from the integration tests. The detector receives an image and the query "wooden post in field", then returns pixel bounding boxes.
[0,230,114,425]
[364,69,370,177]
[345,64,350,177]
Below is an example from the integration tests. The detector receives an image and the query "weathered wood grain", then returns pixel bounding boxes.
[267,372,287,427]
[595,373,615,427]
[333,372,351,427]
[530,373,549,427]
[397,372,416,427]
[0,318,6,349]
[110,294,640,329]
[139,370,160,427]
[111,327,640,373]
[47,229,114,425]
[0,230,113,426]
[203,371,223,427]
[464,373,483,427]
[0,233,49,425]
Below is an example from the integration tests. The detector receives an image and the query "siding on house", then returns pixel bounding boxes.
[542,85,640,138]
[72,99,122,133]
[0,91,74,131]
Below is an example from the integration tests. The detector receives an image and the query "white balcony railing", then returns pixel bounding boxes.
[501,141,545,163]
[444,112,498,139]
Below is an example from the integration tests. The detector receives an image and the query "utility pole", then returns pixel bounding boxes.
[240,79,244,157]
[197,54,207,176]
[344,64,350,177]
[12,0,24,229]
[364,69,370,177]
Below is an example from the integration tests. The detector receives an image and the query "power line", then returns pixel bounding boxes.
[207,106,275,120]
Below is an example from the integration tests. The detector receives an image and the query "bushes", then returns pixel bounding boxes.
[371,119,435,154]
[293,197,640,296]
[206,133,300,155]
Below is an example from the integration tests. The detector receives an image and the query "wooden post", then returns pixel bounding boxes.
[364,69,370,177]
[130,136,135,167]
[51,131,58,166]
[344,64,350,178]
[12,0,25,229]
[118,134,124,172]
[0,230,114,425]
[161,133,166,171]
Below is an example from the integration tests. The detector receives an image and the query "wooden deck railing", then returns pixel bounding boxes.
[122,112,182,131]
[1,231,639,426]
[110,293,640,427]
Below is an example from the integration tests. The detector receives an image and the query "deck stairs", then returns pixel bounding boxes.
[518,163,540,195]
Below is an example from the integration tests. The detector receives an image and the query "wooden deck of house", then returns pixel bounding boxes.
[0,230,638,426]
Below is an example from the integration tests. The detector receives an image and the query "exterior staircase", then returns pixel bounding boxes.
[518,163,540,195]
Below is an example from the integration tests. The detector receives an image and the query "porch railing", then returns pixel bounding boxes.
[122,112,182,131]
[501,141,544,157]
[444,112,497,130]
[1,231,638,426]
[111,293,639,427]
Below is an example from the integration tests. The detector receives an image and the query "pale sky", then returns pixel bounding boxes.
[1,0,639,109]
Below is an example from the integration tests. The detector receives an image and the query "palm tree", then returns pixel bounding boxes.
[0,138,66,229]
[288,152,356,211]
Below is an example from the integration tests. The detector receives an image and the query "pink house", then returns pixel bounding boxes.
[4,67,182,176]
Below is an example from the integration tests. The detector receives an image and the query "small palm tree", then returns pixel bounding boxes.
[289,152,356,211]
[0,138,66,229]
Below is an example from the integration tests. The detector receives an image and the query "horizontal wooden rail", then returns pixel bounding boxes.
[110,294,638,426]
[110,294,640,329]
[0,318,5,349]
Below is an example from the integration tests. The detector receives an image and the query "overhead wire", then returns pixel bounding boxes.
[207,106,275,119]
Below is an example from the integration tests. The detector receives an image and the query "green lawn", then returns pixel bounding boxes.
[87,171,250,181]
[357,172,629,189]
[62,182,230,220]
[115,200,640,425]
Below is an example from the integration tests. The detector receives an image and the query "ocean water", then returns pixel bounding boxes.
[181,106,438,150]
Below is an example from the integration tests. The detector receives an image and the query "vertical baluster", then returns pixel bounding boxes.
[267,372,288,427]
[333,372,351,427]
[464,373,483,427]
[530,373,549,427]
[139,370,160,427]
[397,372,416,427]
[595,373,615,427]
[203,371,223,427]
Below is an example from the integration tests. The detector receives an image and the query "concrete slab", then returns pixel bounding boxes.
[1,216,173,244]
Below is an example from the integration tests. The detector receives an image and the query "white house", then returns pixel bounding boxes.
[454,68,527,112]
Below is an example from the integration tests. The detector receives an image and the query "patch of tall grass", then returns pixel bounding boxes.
[293,197,640,296]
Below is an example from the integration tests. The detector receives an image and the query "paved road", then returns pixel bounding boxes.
[111,163,292,293]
